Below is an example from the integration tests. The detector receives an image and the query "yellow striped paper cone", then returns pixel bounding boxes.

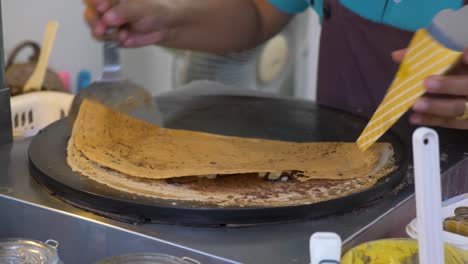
[357,29,461,151]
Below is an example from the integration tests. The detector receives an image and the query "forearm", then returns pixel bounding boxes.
[160,0,291,53]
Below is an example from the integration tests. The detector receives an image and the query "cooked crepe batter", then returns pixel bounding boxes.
[66,100,397,207]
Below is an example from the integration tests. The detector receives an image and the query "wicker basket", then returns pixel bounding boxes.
[5,41,66,96]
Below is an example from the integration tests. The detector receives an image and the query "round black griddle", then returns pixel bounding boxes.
[29,86,409,226]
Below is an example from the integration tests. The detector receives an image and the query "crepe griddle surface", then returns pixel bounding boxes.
[29,89,409,226]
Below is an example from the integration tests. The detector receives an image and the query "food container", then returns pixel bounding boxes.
[96,253,199,264]
[0,238,61,264]
[10,91,73,140]
[341,239,468,264]
[406,193,468,250]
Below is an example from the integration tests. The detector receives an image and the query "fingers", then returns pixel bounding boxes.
[414,60,468,129]
[463,49,468,64]
[83,0,112,13]
[412,97,466,118]
[409,113,468,130]
[120,30,169,48]
[411,86,468,129]
[424,76,468,96]
[83,0,101,7]
[84,0,136,39]
[84,7,106,38]
[84,0,166,46]
[84,6,99,27]
[103,2,150,27]
[83,0,114,39]
[392,49,407,63]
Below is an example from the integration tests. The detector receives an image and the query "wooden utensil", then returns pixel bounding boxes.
[23,21,59,93]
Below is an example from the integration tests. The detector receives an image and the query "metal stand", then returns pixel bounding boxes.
[0,1,12,145]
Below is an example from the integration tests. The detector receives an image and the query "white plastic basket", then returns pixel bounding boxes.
[10,91,74,139]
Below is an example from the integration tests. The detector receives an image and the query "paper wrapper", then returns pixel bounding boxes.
[357,29,461,151]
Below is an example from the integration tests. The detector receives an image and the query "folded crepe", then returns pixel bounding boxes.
[67,142,395,207]
[68,100,395,181]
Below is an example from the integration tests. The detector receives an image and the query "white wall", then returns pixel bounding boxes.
[1,0,172,94]
[294,9,320,101]
[121,47,173,95]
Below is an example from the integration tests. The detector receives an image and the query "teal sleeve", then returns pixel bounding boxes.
[267,0,309,14]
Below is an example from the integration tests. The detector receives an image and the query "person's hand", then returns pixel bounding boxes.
[83,0,291,53]
[392,48,468,129]
[84,0,172,47]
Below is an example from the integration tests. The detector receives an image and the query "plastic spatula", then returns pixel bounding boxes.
[23,21,58,93]
[413,127,444,264]
[68,28,163,127]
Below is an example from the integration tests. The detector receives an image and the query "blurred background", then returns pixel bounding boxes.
[2,0,321,99]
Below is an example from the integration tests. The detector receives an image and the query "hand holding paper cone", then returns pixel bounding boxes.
[357,29,461,151]
[391,50,468,130]
[411,64,468,129]
[357,5,468,151]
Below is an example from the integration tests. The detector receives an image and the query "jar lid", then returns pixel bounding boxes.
[97,253,197,264]
[0,238,60,264]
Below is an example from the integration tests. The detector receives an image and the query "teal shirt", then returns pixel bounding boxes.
[267,0,463,31]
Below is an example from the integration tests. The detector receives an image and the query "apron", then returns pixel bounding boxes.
[316,0,467,117]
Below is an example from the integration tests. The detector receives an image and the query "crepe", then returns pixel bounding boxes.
[68,100,396,181]
[68,137,395,207]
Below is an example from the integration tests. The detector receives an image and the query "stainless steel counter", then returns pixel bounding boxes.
[0,138,444,264]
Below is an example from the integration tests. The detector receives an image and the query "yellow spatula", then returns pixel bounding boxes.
[23,21,59,93]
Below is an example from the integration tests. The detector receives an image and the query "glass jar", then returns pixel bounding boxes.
[0,238,61,264]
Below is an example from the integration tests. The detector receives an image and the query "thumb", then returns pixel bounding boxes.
[463,49,468,64]
[392,49,407,63]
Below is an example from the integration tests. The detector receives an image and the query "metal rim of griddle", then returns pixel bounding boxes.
[28,95,409,226]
